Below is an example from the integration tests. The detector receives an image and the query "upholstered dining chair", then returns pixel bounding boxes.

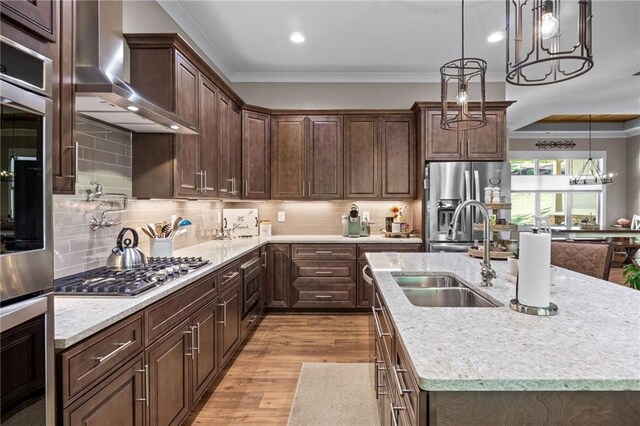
[550,241,614,280]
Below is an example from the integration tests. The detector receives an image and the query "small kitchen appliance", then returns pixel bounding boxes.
[347,204,361,238]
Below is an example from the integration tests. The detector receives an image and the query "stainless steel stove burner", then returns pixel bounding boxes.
[54,257,210,296]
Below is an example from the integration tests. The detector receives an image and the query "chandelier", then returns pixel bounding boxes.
[506,0,593,86]
[569,115,613,185]
[440,0,487,131]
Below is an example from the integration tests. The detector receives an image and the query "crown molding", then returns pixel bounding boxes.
[232,71,505,83]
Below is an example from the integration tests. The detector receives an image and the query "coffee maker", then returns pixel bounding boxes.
[347,204,361,238]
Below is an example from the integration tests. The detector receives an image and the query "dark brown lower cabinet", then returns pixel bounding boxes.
[62,355,145,426]
[190,301,218,407]
[218,283,241,367]
[146,320,191,426]
[356,259,372,308]
[267,244,291,308]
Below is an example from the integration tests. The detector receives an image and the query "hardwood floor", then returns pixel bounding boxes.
[185,314,371,425]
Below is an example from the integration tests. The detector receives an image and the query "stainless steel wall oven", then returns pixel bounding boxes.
[0,35,54,425]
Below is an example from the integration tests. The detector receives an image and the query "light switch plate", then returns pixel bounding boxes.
[362,211,370,222]
[278,211,286,222]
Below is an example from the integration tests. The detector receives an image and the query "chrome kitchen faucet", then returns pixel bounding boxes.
[448,200,496,287]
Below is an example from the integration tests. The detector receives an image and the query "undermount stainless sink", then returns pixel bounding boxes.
[394,275,465,288]
[393,274,497,308]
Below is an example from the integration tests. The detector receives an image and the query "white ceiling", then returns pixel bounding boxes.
[157,0,640,130]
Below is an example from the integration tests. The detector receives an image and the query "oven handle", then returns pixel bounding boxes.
[0,80,49,116]
[0,296,48,333]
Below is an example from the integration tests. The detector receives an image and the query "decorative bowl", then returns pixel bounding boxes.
[617,218,631,227]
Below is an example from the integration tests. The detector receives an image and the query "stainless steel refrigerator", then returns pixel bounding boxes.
[424,161,511,252]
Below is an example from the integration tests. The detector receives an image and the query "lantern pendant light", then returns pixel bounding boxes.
[506,0,594,86]
[440,0,487,131]
[569,115,613,185]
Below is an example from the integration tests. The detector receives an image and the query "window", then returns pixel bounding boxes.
[509,154,606,226]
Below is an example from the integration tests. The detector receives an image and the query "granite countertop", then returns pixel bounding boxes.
[366,252,640,392]
[54,234,421,349]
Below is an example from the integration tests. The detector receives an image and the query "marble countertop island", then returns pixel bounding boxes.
[366,252,640,392]
[54,234,421,349]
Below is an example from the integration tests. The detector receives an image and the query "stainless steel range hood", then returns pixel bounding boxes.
[75,0,196,134]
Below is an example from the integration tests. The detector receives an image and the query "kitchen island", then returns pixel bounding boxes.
[367,252,640,425]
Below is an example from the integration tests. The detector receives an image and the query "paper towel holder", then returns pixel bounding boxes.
[509,299,559,316]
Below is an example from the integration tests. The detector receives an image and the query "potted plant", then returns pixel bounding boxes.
[623,263,640,290]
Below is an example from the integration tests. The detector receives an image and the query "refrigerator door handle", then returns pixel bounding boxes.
[474,170,480,201]
[464,170,471,200]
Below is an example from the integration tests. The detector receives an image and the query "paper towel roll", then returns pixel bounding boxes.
[518,232,551,307]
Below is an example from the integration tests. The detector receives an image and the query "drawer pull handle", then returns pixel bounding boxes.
[184,328,195,358]
[91,339,134,364]
[134,364,149,407]
[362,265,374,285]
[372,307,391,338]
[394,366,412,395]
[390,402,406,426]
[315,295,333,300]
[315,250,333,254]
[217,302,227,326]
[223,272,239,280]
[196,322,201,354]
[315,271,332,275]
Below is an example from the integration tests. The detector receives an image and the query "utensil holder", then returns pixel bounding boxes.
[150,238,173,257]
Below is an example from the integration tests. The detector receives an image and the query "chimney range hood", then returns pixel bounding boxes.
[75,0,196,134]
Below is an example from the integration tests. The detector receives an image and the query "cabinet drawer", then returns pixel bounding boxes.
[292,284,356,308]
[374,290,394,365]
[218,260,241,292]
[59,313,143,407]
[357,244,422,259]
[291,244,356,259]
[62,354,145,426]
[394,343,420,425]
[241,248,261,264]
[145,273,217,344]
[293,259,356,279]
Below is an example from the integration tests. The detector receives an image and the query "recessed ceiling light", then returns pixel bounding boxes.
[487,31,504,43]
[290,32,305,43]
[127,105,139,112]
[170,125,180,130]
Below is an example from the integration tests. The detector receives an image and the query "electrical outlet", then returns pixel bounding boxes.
[362,211,370,222]
[278,211,286,222]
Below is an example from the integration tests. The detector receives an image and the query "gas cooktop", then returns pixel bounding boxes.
[54,257,210,297]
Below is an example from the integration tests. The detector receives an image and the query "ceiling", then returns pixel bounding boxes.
[157,0,640,130]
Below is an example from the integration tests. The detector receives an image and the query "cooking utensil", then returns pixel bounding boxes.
[170,216,183,237]
[155,223,163,237]
[106,228,148,270]
[146,223,157,238]
[139,227,154,239]
[173,228,187,237]
[161,224,172,238]
[178,219,192,227]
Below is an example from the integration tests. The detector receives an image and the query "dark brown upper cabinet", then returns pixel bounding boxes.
[242,110,271,200]
[271,115,343,200]
[127,34,246,199]
[344,116,379,199]
[380,115,416,199]
[466,110,505,160]
[307,116,343,200]
[420,102,511,162]
[425,110,464,160]
[271,116,306,200]
[0,0,56,42]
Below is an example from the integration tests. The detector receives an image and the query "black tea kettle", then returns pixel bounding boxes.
[106,228,148,271]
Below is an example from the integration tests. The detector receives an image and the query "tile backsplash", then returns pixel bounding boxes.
[53,117,415,278]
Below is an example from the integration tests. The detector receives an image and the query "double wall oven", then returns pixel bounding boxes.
[0,35,54,425]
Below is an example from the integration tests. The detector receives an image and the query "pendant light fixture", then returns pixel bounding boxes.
[506,0,593,86]
[440,0,487,131]
[569,115,613,185]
